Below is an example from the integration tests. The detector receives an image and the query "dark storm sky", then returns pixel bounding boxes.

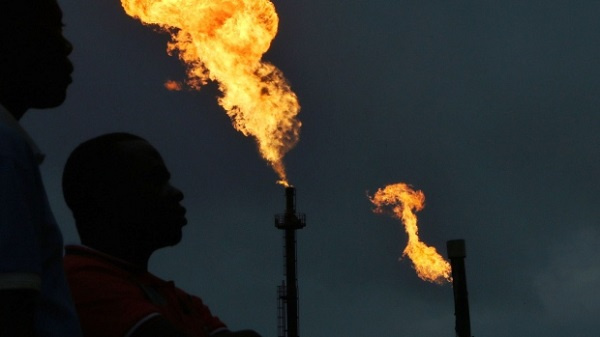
[23,1,600,336]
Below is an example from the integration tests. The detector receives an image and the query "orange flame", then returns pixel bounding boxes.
[369,183,451,284]
[120,0,301,186]
[164,80,183,91]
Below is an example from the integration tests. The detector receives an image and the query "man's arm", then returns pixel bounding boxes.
[129,316,262,337]
[0,153,42,337]
[0,289,38,337]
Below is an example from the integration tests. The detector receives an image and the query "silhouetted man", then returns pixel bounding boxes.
[0,0,81,336]
[62,133,262,337]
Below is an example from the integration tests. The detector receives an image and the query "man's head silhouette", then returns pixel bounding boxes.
[63,133,187,266]
[63,134,265,337]
[0,0,73,118]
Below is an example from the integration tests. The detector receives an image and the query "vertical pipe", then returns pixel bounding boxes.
[285,228,298,337]
[447,239,471,337]
[284,187,298,337]
[286,187,295,213]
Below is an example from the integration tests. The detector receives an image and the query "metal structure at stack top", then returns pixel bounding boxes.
[274,186,306,337]
[275,187,306,230]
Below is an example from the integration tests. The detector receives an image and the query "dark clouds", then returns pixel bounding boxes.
[22,1,600,336]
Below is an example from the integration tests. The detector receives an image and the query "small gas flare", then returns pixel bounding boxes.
[120,0,301,186]
[164,80,183,91]
[369,183,451,284]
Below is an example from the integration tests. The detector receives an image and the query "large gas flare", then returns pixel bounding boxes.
[120,0,301,186]
[369,183,451,284]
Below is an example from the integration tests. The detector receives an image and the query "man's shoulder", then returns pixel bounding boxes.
[0,123,39,190]
[64,247,137,288]
[64,247,152,310]
[63,246,165,288]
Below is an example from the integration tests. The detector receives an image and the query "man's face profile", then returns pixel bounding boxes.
[115,140,188,248]
[0,0,73,111]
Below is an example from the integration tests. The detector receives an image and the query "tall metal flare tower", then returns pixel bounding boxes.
[275,187,306,337]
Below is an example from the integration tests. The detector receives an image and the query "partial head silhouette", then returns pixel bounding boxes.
[63,133,187,252]
[0,0,73,116]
